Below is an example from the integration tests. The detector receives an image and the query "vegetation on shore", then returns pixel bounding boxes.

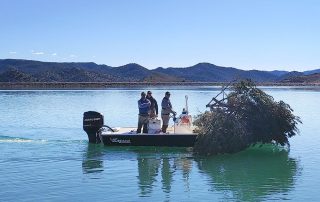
[1,81,320,90]
[193,80,302,155]
[2,59,320,84]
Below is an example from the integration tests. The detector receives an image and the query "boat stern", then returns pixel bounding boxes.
[83,111,104,144]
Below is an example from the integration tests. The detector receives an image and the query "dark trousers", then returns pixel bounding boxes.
[162,125,168,133]
[137,115,149,133]
[161,114,170,133]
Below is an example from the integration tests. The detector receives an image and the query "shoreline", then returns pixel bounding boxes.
[1,82,320,90]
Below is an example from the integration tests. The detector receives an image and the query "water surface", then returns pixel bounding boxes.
[0,87,319,201]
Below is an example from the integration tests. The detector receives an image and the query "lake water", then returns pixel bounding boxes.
[0,87,319,201]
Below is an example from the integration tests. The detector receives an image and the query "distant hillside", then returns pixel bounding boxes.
[143,72,184,82]
[0,59,319,83]
[304,69,320,75]
[152,63,277,82]
[280,73,320,83]
[269,70,289,77]
[110,63,151,81]
[275,71,304,82]
[0,59,142,82]
[0,68,37,82]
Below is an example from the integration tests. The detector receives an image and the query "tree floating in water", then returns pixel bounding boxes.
[193,80,302,155]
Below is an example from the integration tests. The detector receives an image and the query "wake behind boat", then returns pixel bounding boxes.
[83,96,198,147]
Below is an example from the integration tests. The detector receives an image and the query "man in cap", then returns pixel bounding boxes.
[146,91,158,118]
[137,91,151,133]
[161,91,176,133]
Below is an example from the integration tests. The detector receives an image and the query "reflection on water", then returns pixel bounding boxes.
[81,144,301,201]
[161,158,173,193]
[137,155,160,195]
[82,144,104,174]
[196,145,301,201]
[135,148,194,197]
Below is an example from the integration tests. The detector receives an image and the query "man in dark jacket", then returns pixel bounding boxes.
[137,92,151,133]
[161,91,176,133]
[146,91,158,118]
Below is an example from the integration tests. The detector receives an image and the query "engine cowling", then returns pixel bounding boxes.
[83,111,104,144]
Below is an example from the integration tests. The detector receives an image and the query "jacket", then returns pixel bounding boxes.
[161,97,174,115]
[146,96,158,115]
[138,98,151,115]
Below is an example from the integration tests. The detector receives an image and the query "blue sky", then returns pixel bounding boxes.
[1,0,319,71]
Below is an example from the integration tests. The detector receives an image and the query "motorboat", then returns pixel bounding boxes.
[83,96,198,147]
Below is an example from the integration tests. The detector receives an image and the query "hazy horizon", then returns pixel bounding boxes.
[1,0,319,71]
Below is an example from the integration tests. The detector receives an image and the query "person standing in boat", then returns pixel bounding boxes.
[146,91,158,118]
[161,91,176,133]
[137,91,151,133]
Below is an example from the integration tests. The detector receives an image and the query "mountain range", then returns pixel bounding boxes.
[0,59,319,83]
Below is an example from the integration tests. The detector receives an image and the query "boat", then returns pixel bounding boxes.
[83,96,198,147]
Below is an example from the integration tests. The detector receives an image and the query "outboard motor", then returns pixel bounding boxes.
[83,111,104,144]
